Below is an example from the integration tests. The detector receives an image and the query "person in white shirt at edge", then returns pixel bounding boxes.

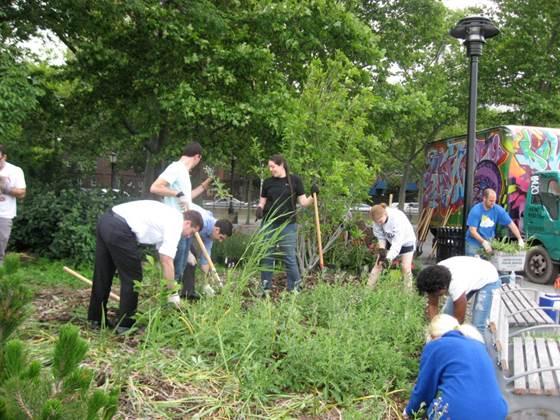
[415,256,501,339]
[368,203,416,289]
[0,144,26,264]
[149,142,212,300]
[87,200,203,334]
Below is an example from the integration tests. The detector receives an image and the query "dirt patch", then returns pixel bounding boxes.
[32,286,120,324]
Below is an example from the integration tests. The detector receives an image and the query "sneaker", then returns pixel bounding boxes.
[260,289,271,298]
[115,325,132,335]
[167,293,181,307]
[186,292,201,302]
[89,319,114,330]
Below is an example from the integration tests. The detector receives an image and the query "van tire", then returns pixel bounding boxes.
[524,245,558,285]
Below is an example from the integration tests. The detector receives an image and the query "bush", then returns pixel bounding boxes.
[211,232,252,265]
[11,187,130,265]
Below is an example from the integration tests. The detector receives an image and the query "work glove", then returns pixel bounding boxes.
[482,240,492,254]
[378,248,387,261]
[381,258,392,270]
[177,194,190,212]
[310,183,320,195]
[203,284,216,296]
[0,177,10,195]
[255,206,264,220]
[518,238,525,249]
[186,251,197,266]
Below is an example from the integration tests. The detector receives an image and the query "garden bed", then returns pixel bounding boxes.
[12,257,425,418]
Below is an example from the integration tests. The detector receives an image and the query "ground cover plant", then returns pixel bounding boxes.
[11,231,426,419]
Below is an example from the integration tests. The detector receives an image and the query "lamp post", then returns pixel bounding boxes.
[228,154,236,214]
[450,16,499,252]
[109,152,118,190]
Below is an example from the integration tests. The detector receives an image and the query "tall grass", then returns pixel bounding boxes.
[15,218,426,418]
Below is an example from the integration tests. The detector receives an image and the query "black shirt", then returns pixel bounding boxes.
[261,174,305,224]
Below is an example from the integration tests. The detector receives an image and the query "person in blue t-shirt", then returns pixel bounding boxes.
[465,188,523,256]
[180,203,233,299]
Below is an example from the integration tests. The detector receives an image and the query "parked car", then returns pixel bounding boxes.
[203,197,248,208]
[350,203,371,212]
[390,202,419,214]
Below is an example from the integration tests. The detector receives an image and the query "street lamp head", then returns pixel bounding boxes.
[109,152,118,164]
[450,16,499,56]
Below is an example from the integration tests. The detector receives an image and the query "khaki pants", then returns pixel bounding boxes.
[0,217,13,264]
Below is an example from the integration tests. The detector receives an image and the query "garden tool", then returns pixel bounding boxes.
[63,266,120,302]
[193,231,223,287]
[313,192,324,269]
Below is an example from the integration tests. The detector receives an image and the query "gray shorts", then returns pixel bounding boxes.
[0,217,13,263]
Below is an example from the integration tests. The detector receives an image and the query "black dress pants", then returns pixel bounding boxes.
[87,211,142,328]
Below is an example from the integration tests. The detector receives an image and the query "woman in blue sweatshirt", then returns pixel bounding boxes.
[404,318,507,419]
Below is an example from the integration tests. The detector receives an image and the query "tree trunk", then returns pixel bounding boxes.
[398,163,411,210]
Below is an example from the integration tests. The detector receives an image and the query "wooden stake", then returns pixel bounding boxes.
[63,266,120,302]
[313,193,324,269]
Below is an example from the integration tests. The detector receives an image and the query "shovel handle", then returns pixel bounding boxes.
[193,232,222,285]
[313,193,324,269]
[63,266,121,302]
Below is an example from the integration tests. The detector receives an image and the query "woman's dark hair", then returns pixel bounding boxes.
[269,154,296,210]
[416,265,452,295]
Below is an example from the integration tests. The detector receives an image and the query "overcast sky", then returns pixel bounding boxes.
[443,0,496,10]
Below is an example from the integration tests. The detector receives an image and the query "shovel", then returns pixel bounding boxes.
[313,192,324,270]
[63,266,120,302]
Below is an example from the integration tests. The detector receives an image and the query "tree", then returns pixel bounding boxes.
[481,0,560,126]
[0,46,43,144]
[281,54,381,271]
[5,0,379,192]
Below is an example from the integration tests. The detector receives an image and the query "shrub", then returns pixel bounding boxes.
[0,257,119,419]
[211,232,252,265]
[11,187,130,265]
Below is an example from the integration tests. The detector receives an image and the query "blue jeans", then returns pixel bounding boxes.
[443,279,501,337]
[261,223,301,291]
[465,241,481,257]
[174,236,193,282]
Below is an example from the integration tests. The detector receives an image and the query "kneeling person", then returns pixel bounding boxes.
[416,256,500,338]
[87,200,203,332]
[368,204,416,289]
[181,203,233,299]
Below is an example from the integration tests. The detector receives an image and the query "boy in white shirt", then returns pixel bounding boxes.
[150,142,212,295]
[416,256,501,337]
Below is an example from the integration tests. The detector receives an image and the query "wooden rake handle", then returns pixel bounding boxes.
[313,193,324,269]
[193,231,222,285]
[63,266,120,302]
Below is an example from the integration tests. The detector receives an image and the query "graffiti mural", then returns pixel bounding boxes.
[423,126,560,227]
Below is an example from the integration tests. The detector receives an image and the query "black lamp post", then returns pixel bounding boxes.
[450,16,499,252]
[109,152,118,190]
[228,154,236,215]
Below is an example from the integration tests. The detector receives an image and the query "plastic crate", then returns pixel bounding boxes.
[538,294,560,323]
[490,251,526,272]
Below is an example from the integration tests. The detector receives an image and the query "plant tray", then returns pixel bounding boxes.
[491,251,526,272]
